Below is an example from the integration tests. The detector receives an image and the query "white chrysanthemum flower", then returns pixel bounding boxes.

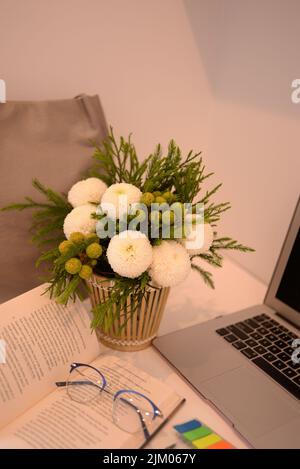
[107,230,153,278]
[180,218,214,255]
[68,177,107,207]
[63,204,96,239]
[149,240,191,287]
[101,183,142,218]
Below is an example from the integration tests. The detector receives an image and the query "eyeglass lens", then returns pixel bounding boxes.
[113,391,155,434]
[67,365,104,403]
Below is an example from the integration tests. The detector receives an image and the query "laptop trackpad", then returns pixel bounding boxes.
[201,366,298,437]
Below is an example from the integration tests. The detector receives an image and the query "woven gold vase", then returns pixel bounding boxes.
[87,274,170,351]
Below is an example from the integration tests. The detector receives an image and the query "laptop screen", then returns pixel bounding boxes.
[276,228,300,314]
[265,198,300,327]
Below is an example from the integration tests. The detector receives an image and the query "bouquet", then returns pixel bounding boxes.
[2,128,253,333]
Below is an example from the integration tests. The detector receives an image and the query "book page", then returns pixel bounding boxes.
[0,355,182,449]
[0,284,100,430]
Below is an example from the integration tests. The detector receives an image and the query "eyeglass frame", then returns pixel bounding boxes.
[56,362,163,440]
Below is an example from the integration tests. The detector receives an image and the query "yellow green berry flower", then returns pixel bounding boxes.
[162,191,172,202]
[150,210,161,225]
[79,265,93,280]
[85,233,99,243]
[171,202,184,215]
[155,196,166,204]
[161,210,175,225]
[86,242,103,259]
[58,240,73,255]
[65,258,82,274]
[140,192,155,206]
[69,232,85,244]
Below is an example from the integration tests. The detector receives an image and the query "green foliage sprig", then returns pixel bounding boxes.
[1,178,72,246]
[190,236,254,289]
[90,127,150,188]
[91,129,217,204]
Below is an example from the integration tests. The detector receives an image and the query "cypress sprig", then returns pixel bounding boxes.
[211,237,255,253]
[1,178,72,246]
[90,127,150,188]
[191,264,215,289]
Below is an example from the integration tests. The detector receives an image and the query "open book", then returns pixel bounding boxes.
[0,285,184,449]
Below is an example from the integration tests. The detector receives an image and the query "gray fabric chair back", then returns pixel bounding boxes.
[0,95,107,302]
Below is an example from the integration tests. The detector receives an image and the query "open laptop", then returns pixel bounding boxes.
[153,197,300,448]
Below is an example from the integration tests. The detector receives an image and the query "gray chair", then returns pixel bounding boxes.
[0,95,108,302]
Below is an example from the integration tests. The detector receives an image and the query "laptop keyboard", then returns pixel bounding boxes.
[216,314,300,400]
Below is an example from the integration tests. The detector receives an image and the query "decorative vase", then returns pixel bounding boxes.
[86,274,170,351]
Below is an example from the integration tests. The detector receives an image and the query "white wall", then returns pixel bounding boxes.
[184,0,300,283]
[1,0,299,284]
[0,0,213,153]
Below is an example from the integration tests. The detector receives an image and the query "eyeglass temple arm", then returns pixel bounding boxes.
[56,381,67,387]
[56,380,102,390]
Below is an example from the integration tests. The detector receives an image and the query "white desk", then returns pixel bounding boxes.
[101,256,267,449]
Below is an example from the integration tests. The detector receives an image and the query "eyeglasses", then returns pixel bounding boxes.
[56,362,163,440]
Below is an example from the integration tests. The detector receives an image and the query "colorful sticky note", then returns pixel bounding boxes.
[183,425,212,441]
[207,440,235,450]
[193,433,222,449]
[173,419,235,450]
[173,419,201,434]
